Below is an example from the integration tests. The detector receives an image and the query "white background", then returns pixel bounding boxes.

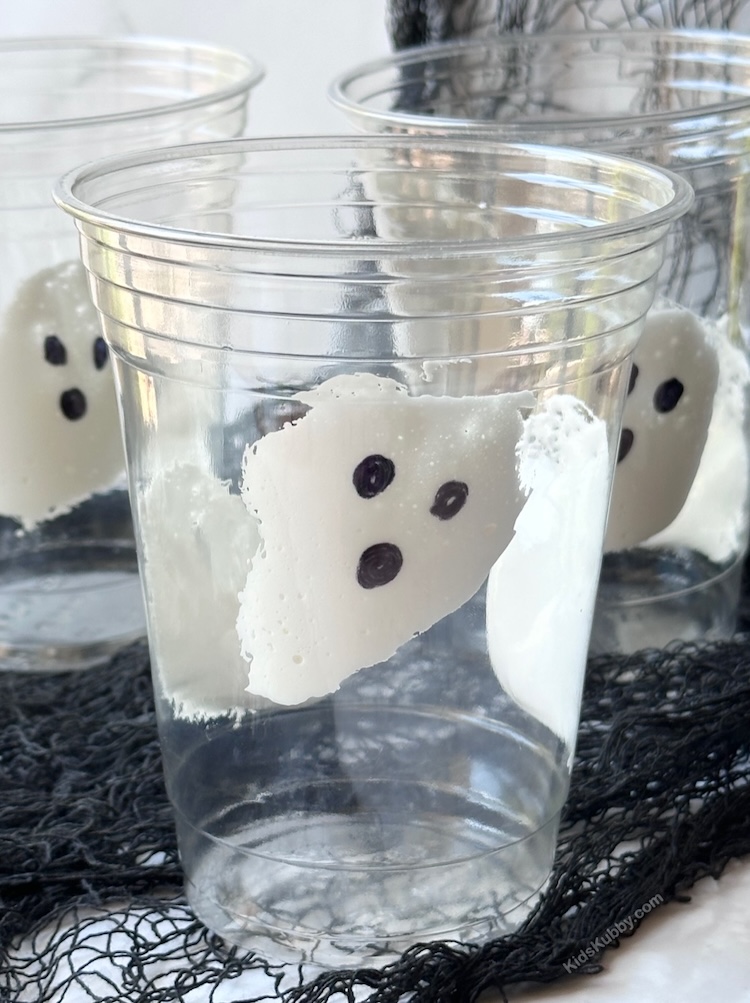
[0,0,391,135]
[1,3,749,1000]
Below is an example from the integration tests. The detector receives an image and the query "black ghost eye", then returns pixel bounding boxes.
[618,428,634,463]
[44,334,67,366]
[654,378,684,413]
[628,363,639,395]
[93,336,109,370]
[60,389,87,421]
[353,454,395,499]
[356,542,403,589]
[430,480,469,521]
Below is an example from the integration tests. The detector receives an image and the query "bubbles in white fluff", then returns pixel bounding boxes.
[237,373,533,706]
[0,260,124,529]
[487,396,610,752]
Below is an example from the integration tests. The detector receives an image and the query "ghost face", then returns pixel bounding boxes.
[604,308,719,553]
[236,373,532,706]
[0,260,124,529]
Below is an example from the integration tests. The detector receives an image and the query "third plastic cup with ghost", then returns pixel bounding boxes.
[331,29,750,651]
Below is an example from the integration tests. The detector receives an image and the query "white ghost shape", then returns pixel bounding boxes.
[0,260,123,529]
[487,397,611,751]
[605,307,719,552]
[646,319,750,564]
[139,463,260,720]
[237,373,532,705]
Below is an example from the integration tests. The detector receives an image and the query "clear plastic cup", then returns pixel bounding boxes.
[331,29,750,652]
[0,37,263,671]
[55,134,690,966]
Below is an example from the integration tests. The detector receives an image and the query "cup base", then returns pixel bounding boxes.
[164,686,565,968]
[182,813,552,968]
[590,547,742,654]
[0,541,145,672]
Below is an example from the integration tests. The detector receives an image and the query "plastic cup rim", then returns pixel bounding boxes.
[53,133,694,259]
[328,27,750,136]
[0,35,264,134]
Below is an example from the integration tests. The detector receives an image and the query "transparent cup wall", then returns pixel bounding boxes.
[56,136,689,966]
[331,30,750,651]
[0,38,261,670]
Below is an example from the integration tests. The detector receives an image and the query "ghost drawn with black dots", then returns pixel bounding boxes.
[605,307,719,552]
[237,373,533,706]
[351,454,469,590]
[0,260,124,529]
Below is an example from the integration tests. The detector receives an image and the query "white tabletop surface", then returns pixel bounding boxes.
[11,856,750,1001]
[2,1,749,998]
[503,858,750,1002]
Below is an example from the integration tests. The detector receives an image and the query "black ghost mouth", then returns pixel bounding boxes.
[60,388,87,421]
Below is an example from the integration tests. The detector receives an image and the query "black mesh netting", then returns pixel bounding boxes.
[2,590,750,1002]
[387,0,747,49]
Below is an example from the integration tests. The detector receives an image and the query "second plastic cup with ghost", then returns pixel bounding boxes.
[0,37,262,670]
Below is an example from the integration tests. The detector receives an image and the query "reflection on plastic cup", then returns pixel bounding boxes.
[56,134,689,965]
[0,37,263,671]
[331,29,750,651]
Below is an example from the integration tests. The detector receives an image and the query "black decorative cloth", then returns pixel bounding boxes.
[387,0,747,49]
[2,596,750,1002]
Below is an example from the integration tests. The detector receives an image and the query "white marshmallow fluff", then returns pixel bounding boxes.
[487,396,611,750]
[646,314,750,563]
[237,374,532,706]
[145,376,611,744]
[141,463,259,721]
[0,261,124,529]
[605,306,719,553]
